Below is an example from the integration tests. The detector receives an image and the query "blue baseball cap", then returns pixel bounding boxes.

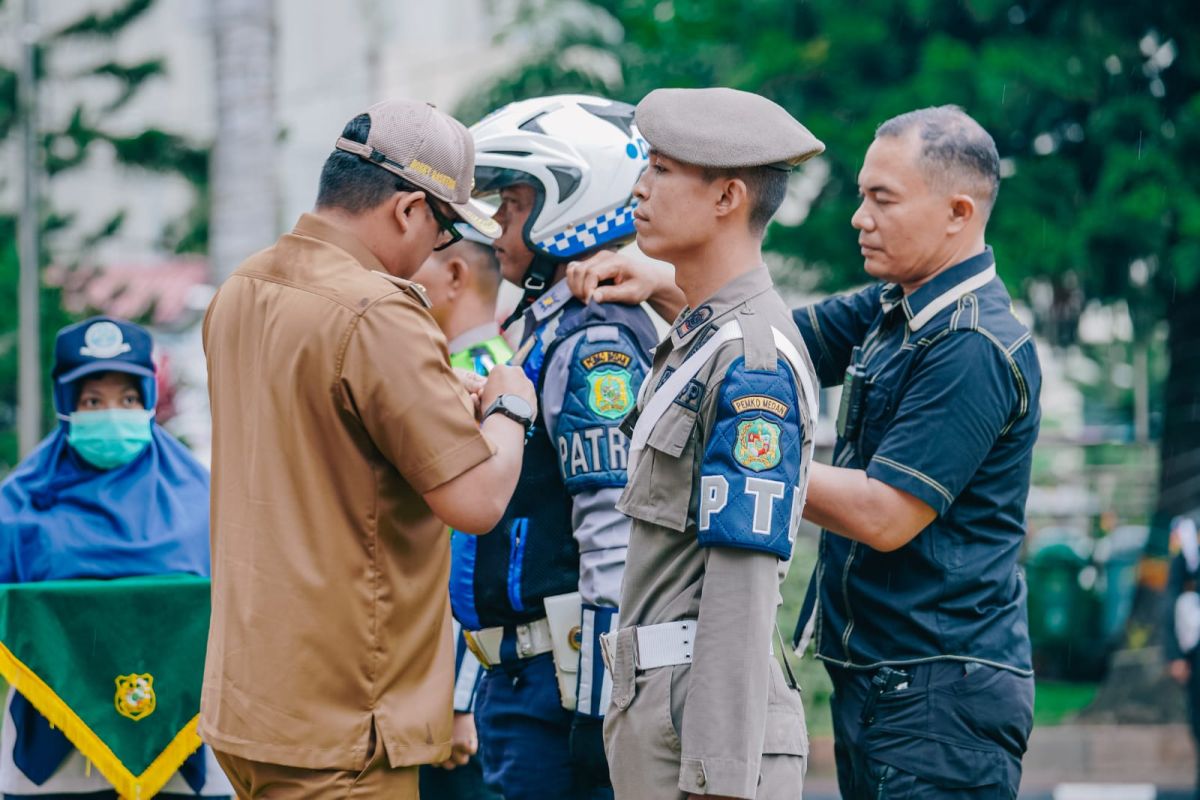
[52,317,157,415]
[54,316,155,384]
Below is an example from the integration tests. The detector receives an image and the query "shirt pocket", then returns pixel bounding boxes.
[857,381,894,462]
[620,405,698,532]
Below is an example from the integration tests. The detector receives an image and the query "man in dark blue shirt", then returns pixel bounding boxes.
[790,106,1039,799]
[566,104,1040,798]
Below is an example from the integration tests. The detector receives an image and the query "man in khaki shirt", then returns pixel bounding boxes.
[201,100,537,799]
[596,88,823,799]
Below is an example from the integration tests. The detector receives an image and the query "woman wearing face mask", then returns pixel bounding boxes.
[0,316,230,799]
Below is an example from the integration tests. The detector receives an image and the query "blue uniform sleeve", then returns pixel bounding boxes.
[696,356,804,560]
[545,328,648,493]
[866,332,1020,515]
[793,283,884,387]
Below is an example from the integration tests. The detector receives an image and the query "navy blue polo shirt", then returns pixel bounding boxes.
[794,248,1039,675]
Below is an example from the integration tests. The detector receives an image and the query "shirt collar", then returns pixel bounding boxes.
[880,247,997,331]
[447,322,502,355]
[670,265,774,348]
[291,212,386,273]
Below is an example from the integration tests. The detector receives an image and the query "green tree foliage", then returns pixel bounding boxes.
[465,0,1198,544]
[466,0,1194,298]
[0,0,209,470]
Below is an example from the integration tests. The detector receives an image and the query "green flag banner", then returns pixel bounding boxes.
[0,575,210,799]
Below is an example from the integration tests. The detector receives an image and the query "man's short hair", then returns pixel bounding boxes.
[700,165,790,234]
[316,114,412,213]
[875,106,1000,214]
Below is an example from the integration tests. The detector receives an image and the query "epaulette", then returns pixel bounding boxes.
[371,270,432,309]
[530,280,573,322]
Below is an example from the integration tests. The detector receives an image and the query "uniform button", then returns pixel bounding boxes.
[696,771,705,786]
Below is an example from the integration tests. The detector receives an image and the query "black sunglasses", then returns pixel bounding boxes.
[426,198,464,252]
[394,177,463,252]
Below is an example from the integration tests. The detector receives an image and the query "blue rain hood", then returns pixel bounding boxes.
[0,316,210,583]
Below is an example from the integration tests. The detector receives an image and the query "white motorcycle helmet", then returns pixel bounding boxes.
[470,95,650,313]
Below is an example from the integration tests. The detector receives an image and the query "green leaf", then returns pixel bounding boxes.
[54,0,155,39]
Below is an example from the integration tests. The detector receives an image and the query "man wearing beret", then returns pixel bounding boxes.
[598,87,822,799]
[574,105,1040,798]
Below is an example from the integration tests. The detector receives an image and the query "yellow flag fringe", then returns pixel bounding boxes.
[0,641,202,799]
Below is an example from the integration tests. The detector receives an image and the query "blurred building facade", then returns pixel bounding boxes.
[2,0,521,461]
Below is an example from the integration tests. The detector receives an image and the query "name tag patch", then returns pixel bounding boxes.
[731,395,789,417]
[581,350,633,370]
[675,304,713,337]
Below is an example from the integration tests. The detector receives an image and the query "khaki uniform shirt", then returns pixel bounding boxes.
[200,214,494,771]
[612,267,817,797]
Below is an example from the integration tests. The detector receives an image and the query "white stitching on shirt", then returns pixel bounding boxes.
[871,455,954,506]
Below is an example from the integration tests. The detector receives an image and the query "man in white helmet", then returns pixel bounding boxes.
[451,95,658,800]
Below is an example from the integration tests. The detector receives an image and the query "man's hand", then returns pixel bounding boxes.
[432,712,478,770]
[453,367,486,396]
[1169,658,1191,686]
[424,364,535,533]
[479,364,538,421]
[453,367,487,418]
[565,251,685,321]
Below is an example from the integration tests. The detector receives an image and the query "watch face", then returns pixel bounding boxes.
[503,394,534,420]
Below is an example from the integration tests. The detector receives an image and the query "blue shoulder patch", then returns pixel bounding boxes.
[555,328,648,493]
[696,357,804,560]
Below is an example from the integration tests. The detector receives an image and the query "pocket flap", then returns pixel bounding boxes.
[762,707,808,756]
[645,405,697,458]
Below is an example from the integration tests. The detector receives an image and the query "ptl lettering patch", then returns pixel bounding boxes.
[581,350,633,370]
[674,379,705,412]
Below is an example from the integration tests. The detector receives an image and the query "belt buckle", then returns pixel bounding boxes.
[599,631,617,673]
[462,629,494,669]
[515,622,536,658]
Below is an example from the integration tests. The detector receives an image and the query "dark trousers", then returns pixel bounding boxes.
[418,755,502,800]
[826,661,1033,799]
[474,652,611,800]
[1188,650,1200,800]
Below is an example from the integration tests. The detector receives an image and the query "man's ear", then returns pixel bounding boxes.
[392,190,426,235]
[714,177,749,222]
[947,193,977,235]
[445,257,468,297]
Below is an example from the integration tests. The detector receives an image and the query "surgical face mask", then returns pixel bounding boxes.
[67,409,154,470]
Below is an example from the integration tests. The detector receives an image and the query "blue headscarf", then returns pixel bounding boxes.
[0,317,211,791]
[0,317,211,582]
